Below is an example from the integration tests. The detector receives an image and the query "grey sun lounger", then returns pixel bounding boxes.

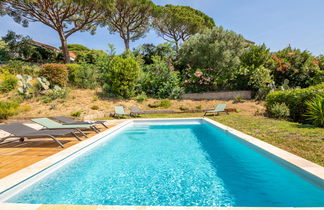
[51,116,108,129]
[204,104,228,116]
[0,123,82,148]
[114,106,130,118]
[130,106,144,117]
[31,118,98,135]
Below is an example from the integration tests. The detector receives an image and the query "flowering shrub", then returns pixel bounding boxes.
[271,46,323,88]
[183,68,216,92]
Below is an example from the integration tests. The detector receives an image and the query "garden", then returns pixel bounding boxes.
[0,0,323,164]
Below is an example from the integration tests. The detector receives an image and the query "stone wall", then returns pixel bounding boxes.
[182,90,252,100]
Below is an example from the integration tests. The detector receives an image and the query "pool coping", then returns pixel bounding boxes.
[0,117,323,209]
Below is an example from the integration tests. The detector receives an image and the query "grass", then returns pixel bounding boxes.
[103,112,324,166]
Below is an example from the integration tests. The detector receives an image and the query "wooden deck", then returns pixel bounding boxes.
[0,125,114,179]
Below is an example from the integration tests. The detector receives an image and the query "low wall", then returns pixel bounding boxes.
[182,90,252,100]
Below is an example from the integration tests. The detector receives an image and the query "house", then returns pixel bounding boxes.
[31,41,77,61]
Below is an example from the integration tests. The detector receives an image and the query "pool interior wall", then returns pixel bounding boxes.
[1,119,323,207]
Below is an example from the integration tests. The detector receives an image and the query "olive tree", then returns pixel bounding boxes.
[178,27,245,91]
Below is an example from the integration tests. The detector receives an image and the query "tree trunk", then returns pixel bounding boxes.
[59,32,70,63]
[124,38,130,51]
[175,40,179,51]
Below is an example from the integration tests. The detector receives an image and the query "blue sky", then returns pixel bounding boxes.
[1,0,324,55]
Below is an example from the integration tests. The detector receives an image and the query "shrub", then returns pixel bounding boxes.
[0,101,19,120]
[66,63,98,89]
[91,105,99,110]
[195,105,202,110]
[71,111,82,117]
[1,60,40,77]
[42,87,69,103]
[40,64,68,87]
[267,103,290,119]
[233,95,244,104]
[272,46,323,88]
[66,64,81,85]
[160,99,172,108]
[233,44,274,99]
[103,55,140,98]
[265,84,324,123]
[139,56,183,99]
[136,92,148,103]
[0,72,18,93]
[179,106,189,111]
[148,101,160,108]
[305,95,324,127]
[178,27,245,91]
[18,104,32,112]
[92,95,99,102]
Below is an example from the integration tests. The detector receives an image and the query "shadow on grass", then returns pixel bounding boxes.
[290,123,318,129]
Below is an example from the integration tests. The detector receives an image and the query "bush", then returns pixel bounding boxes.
[66,64,81,85]
[91,105,99,110]
[196,105,202,110]
[66,63,98,89]
[40,64,68,87]
[233,44,274,99]
[148,101,160,108]
[136,92,148,103]
[178,27,245,91]
[0,101,19,120]
[179,106,189,111]
[0,60,40,77]
[103,55,140,98]
[71,111,82,117]
[160,99,172,108]
[41,87,69,103]
[139,56,183,99]
[265,84,324,123]
[272,46,323,88]
[267,103,290,119]
[305,95,324,127]
[0,72,18,93]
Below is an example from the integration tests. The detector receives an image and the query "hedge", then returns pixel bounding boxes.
[265,83,324,123]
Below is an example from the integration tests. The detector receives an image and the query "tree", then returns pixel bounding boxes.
[103,0,154,50]
[2,0,111,63]
[2,31,34,60]
[67,44,90,53]
[178,27,245,91]
[133,42,176,65]
[153,5,215,49]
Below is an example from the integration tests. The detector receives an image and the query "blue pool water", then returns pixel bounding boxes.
[3,120,324,207]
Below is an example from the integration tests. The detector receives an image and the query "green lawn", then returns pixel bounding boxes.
[105,112,324,166]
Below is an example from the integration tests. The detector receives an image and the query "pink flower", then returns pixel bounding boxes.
[184,80,189,83]
[194,72,203,77]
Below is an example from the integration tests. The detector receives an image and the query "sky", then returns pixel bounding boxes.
[1,0,324,55]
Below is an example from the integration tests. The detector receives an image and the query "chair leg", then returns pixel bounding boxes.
[47,135,64,148]
[72,132,82,141]
[101,122,108,128]
[76,129,88,138]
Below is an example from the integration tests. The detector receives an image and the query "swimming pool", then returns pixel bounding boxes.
[0,119,323,207]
